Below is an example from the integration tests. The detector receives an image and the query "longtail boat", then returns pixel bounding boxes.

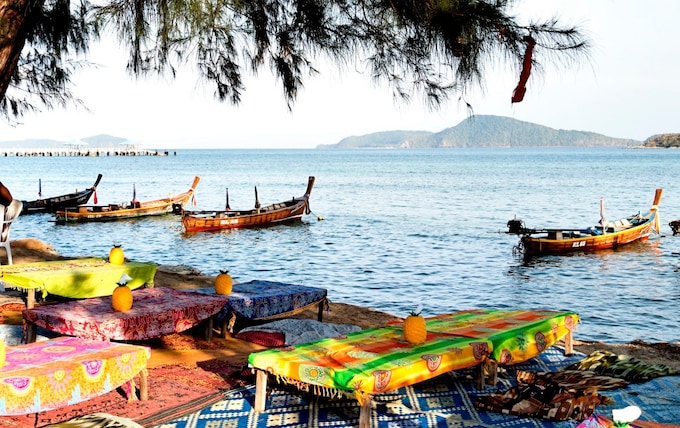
[181,176,315,233]
[21,174,103,214]
[54,176,200,223]
[507,188,663,258]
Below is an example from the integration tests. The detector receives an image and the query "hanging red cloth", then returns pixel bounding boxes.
[93,190,98,204]
[511,36,536,103]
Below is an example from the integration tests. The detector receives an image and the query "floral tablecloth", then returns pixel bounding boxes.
[0,258,157,299]
[0,336,150,415]
[192,280,327,322]
[22,287,230,341]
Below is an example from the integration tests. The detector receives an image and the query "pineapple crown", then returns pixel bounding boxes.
[409,304,423,317]
[117,273,132,286]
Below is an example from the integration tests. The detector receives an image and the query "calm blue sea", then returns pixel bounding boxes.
[2,148,680,344]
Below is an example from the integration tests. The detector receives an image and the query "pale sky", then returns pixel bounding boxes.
[1,0,679,149]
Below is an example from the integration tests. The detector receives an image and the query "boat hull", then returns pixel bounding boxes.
[21,174,103,214]
[516,188,663,258]
[182,176,315,233]
[521,219,655,256]
[54,176,200,223]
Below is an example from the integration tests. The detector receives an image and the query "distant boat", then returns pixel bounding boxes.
[54,176,200,223]
[21,174,103,214]
[669,219,680,235]
[181,176,315,233]
[507,189,663,258]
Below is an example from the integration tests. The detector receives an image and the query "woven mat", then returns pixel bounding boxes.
[1,362,253,428]
[155,348,680,428]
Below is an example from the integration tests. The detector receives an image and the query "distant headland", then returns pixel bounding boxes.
[317,115,679,149]
[3,115,679,151]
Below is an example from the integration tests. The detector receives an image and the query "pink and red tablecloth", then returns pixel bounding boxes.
[22,287,230,341]
[0,336,150,415]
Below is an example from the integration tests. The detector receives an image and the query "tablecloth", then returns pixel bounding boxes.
[249,309,579,403]
[0,336,150,415]
[192,280,327,321]
[248,325,491,402]
[0,258,157,299]
[22,287,229,341]
[414,309,580,364]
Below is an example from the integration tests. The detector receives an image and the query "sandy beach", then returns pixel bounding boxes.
[5,238,678,372]
[1,238,679,428]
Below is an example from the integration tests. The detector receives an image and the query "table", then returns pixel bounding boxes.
[248,309,579,428]
[0,336,150,415]
[0,258,157,307]
[22,287,230,342]
[192,280,328,335]
[406,309,579,364]
[399,309,579,385]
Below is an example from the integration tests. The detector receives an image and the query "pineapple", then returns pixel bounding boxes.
[403,305,427,345]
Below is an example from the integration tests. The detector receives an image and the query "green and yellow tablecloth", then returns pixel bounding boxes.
[248,325,490,403]
[248,309,579,406]
[421,309,580,364]
[0,258,157,300]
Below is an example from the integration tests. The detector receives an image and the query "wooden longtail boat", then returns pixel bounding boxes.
[54,176,200,223]
[21,174,103,214]
[181,176,315,233]
[507,188,663,257]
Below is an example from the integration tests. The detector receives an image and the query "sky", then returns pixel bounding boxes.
[1,0,679,149]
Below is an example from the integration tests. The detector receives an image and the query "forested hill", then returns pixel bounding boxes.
[318,115,641,149]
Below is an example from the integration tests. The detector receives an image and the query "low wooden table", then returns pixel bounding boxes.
[22,287,230,342]
[0,258,157,308]
[0,336,150,415]
[191,280,328,336]
[248,309,579,428]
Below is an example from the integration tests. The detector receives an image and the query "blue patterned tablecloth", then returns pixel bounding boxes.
[190,280,327,324]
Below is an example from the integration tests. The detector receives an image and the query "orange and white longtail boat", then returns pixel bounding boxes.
[507,188,662,258]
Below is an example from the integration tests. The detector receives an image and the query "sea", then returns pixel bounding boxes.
[2,147,680,345]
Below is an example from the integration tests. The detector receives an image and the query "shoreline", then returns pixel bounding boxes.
[5,238,680,372]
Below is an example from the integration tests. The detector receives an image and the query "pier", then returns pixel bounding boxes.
[1,147,172,157]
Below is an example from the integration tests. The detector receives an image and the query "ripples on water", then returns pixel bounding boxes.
[4,148,680,343]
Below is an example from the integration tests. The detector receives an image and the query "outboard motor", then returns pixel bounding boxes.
[507,218,525,235]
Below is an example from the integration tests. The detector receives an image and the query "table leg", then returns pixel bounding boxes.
[564,330,573,354]
[485,360,498,386]
[317,299,324,322]
[204,316,214,341]
[139,368,148,401]
[254,370,268,412]
[476,363,485,390]
[26,289,35,309]
[359,394,373,428]
[24,321,36,343]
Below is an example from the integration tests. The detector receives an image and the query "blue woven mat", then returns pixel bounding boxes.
[153,347,680,428]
